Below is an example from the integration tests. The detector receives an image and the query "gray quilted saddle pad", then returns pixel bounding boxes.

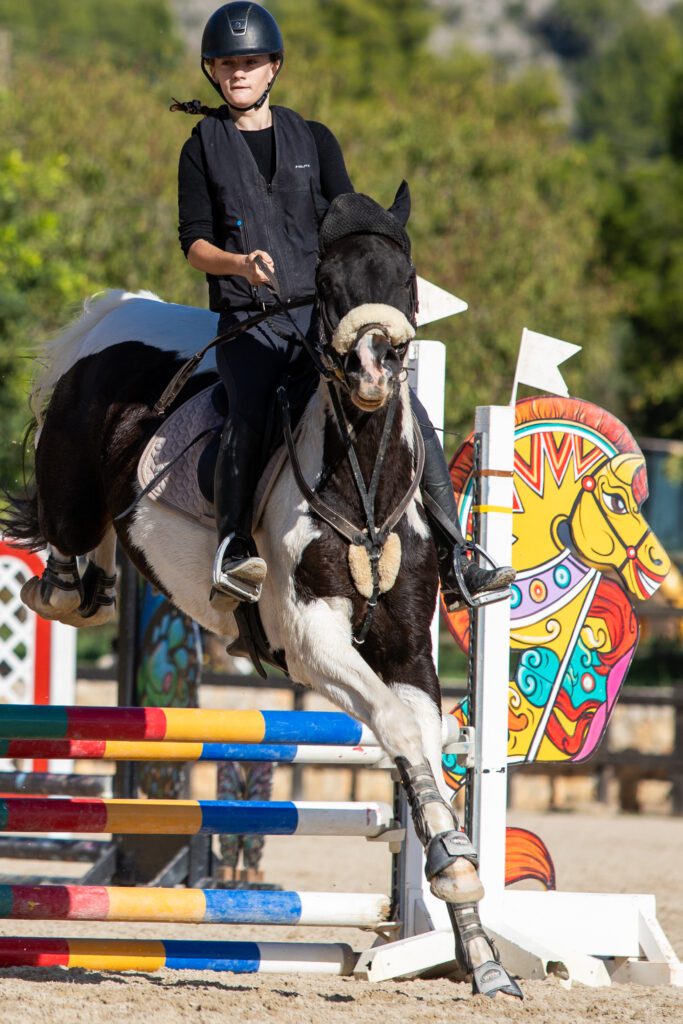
[138,386,221,528]
[137,386,291,530]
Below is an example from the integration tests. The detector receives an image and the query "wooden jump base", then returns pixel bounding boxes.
[0,937,356,975]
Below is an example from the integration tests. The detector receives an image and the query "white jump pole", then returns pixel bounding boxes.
[469,405,515,912]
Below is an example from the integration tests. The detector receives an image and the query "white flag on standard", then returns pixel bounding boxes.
[416,276,468,327]
[511,327,582,404]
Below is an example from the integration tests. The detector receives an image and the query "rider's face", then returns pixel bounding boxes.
[209,54,279,108]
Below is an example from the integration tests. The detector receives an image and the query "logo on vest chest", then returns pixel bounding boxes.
[295,163,311,169]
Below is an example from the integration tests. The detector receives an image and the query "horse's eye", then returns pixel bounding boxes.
[602,491,627,515]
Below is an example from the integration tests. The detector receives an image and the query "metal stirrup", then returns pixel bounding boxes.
[211,537,263,605]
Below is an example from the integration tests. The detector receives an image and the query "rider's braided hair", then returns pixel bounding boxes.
[169,98,218,116]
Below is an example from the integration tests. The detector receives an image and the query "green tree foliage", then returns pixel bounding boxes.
[600,158,683,438]
[0,0,662,491]
[535,0,637,61]
[577,12,683,160]
[0,53,203,485]
[0,147,96,482]
[0,0,181,71]
[273,17,624,438]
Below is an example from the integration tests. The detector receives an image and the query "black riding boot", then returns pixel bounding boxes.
[211,414,267,607]
[416,405,515,611]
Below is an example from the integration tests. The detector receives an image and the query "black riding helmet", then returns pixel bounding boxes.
[201,3,284,111]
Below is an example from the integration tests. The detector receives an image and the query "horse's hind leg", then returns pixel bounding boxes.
[73,528,118,627]
[20,545,84,621]
[21,529,118,627]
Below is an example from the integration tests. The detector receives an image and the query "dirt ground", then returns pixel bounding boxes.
[1,809,682,1023]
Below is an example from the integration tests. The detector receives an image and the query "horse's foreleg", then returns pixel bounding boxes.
[388,682,482,904]
[286,602,520,996]
[287,604,480,904]
[390,680,522,1000]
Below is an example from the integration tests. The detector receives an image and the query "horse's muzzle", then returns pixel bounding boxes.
[346,328,403,410]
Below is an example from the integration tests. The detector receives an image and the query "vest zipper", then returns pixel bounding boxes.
[238,203,260,304]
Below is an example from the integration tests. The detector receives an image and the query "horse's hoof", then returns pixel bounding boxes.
[472,960,523,1000]
[20,576,81,620]
[57,604,118,628]
[426,831,485,904]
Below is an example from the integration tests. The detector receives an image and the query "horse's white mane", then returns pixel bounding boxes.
[30,289,218,429]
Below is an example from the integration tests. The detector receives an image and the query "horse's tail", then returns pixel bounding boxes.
[0,420,45,551]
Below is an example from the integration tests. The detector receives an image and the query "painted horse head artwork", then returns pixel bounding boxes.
[1,184,521,998]
[443,396,670,797]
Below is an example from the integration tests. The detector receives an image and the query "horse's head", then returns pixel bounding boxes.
[315,182,417,410]
[567,453,671,599]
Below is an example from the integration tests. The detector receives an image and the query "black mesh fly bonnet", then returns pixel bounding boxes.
[319,192,412,260]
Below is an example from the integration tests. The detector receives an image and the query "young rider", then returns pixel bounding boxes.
[177,2,515,611]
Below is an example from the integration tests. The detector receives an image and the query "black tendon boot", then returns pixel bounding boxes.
[211,414,267,607]
[417,409,515,611]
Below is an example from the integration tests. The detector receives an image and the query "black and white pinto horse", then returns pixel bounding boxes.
[4,186,520,998]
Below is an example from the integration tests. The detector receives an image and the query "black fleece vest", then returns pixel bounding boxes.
[197,106,322,313]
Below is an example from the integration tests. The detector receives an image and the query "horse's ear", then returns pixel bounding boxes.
[387,180,411,226]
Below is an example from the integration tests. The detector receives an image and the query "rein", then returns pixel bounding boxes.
[153,294,315,417]
[279,379,425,646]
[262,256,421,645]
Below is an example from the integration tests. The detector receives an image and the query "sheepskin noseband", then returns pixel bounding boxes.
[330,304,415,356]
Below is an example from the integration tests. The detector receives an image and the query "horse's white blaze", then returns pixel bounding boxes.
[357,333,384,386]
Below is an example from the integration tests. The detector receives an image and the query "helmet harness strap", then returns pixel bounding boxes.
[201,57,282,113]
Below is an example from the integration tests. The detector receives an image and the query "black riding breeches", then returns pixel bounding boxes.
[410,390,467,548]
[216,304,319,434]
[213,304,319,542]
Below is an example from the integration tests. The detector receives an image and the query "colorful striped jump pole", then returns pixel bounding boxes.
[0,884,390,928]
[0,937,357,975]
[0,797,395,837]
[0,707,376,744]
[0,739,392,765]
[0,705,462,748]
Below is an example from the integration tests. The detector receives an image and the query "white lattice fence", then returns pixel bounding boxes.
[0,543,76,771]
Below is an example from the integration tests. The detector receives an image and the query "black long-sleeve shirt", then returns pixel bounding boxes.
[178,119,353,257]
